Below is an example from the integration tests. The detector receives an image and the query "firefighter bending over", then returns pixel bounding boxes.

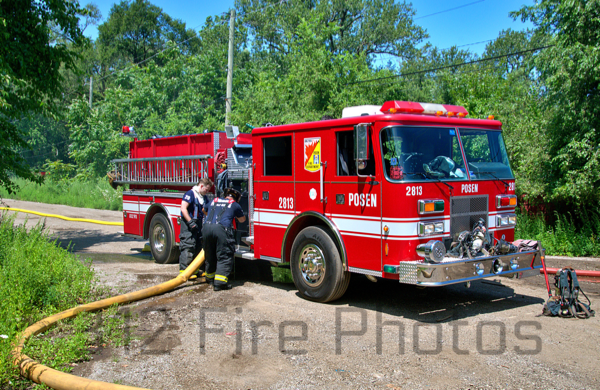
[179,178,213,279]
[202,188,246,291]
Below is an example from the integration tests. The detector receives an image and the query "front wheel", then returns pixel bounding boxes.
[290,226,350,302]
[149,213,179,264]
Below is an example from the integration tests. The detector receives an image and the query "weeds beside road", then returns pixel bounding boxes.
[0,177,123,211]
[0,214,129,389]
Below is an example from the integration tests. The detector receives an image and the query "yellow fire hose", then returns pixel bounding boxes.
[0,207,124,226]
[12,251,205,390]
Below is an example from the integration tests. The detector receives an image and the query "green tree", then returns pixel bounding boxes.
[237,0,427,65]
[513,0,600,207]
[67,39,242,176]
[97,0,199,68]
[232,15,400,126]
[0,0,86,194]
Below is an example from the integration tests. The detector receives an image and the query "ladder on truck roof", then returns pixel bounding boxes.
[111,155,212,186]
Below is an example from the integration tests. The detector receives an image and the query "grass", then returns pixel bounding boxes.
[0,177,123,211]
[516,210,600,257]
[272,267,294,283]
[0,215,130,388]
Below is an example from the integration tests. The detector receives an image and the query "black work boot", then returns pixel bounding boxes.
[213,283,232,291]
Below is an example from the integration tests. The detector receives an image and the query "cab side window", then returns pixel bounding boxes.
[337,130,375,176]
[337,131,356,176]
[263,136,292,176]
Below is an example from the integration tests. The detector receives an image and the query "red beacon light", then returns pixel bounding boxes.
[381,101,424,114]
[380,101,468,117]
[121,126,137,137]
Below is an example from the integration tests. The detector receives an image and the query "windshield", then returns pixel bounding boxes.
[381,126,467,181]
[380,126,514,181]
[459,129,514,180]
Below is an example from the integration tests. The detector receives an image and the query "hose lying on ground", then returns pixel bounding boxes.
[0,207,124,226]
[12,251,205,390]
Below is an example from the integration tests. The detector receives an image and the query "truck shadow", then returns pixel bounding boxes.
[232,260,545,321]
[331,275,546,322]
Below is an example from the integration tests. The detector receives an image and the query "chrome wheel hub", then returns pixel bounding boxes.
[152,225,166,253]
[299,244,326,287]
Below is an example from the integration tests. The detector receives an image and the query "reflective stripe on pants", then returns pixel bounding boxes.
[202,224,234,287]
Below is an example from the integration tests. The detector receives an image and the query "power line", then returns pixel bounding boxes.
[362,61,501,89]
[415,0,486,20]
[453,39,493,49]
[347,45,553,86]
[370,39,496,67]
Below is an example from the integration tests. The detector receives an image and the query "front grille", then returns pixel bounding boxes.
[450,195,488,241]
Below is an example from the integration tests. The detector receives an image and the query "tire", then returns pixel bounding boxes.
[290,226,351,303]
[149,213,179,264]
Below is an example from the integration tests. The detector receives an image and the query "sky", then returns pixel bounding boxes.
[83,0,535,63]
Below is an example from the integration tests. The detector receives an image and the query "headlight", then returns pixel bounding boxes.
[418,221,445,236]
[496,214,516,227]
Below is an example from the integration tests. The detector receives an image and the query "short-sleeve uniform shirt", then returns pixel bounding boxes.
[205,198,244,229]
[181,189,206,220]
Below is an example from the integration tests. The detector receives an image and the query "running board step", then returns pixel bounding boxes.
[234,247,256,260]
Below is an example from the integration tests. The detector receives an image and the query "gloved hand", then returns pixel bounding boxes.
[187,219,199,233]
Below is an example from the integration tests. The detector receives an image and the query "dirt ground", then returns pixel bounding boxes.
[3,199,600,390]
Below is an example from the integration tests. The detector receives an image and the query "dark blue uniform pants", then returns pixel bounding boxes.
[179,219,202,271]
[202,223,235,286]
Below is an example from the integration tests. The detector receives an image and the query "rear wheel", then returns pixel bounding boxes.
[149,213,178,264]
[290,226,350,302]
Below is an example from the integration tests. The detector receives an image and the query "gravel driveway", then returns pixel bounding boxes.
[3,199,600,389]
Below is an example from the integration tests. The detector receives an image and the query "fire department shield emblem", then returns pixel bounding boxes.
[304,137,321,172]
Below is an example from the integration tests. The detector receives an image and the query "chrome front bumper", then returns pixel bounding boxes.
[386,250,543,286]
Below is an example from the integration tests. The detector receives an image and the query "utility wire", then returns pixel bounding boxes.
[415,0,486,20]
[370,39,497,66]
[362,62,500,89]
[453,39,494,49]
[348,45,553,86]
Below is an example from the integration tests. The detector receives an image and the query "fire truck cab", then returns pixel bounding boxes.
[114,101,544,303]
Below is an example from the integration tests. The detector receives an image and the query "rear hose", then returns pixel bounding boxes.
[0,206,124,226]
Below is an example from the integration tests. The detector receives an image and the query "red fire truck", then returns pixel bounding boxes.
[113,101,544,302]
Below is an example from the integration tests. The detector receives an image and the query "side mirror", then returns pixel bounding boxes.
[354,124,369,168]
[225,125,239,140]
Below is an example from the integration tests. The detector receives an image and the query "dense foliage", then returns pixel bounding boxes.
[2,0,599,214]
[0,0,88,193]
[0,215,96,387]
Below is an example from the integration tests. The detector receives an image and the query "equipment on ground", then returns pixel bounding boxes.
[543,267,595,319]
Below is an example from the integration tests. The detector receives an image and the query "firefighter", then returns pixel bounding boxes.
[202,188,246,290]
[179,177,213,279]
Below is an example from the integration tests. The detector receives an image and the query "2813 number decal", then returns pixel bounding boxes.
[279,197,293,209]
[406,186,423,196]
